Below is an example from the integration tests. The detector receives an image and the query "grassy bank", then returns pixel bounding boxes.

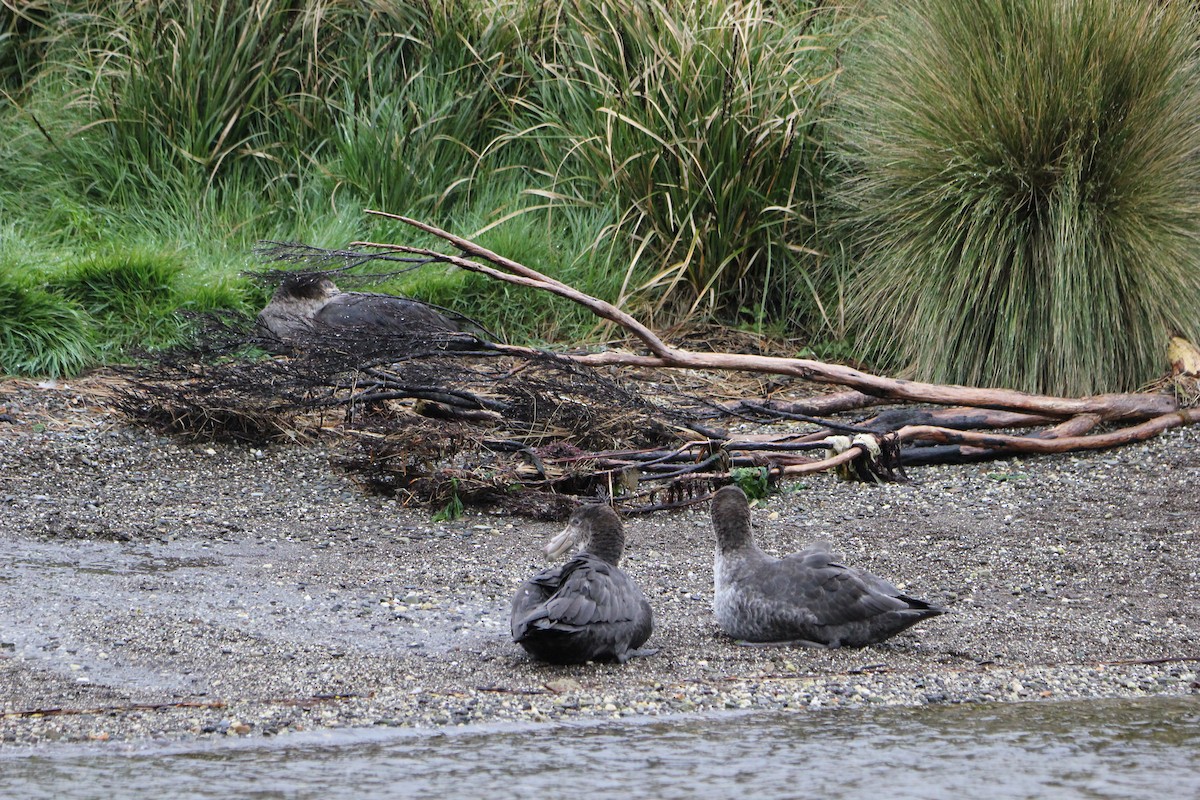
[2,0,1198,395]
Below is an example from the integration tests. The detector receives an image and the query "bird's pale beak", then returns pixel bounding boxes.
[544,521,581,560]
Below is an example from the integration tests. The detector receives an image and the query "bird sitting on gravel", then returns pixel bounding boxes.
[510,504,654,664]
[255,273,475,351]
[710,485,945,648]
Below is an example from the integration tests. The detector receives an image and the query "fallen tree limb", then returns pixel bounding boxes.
[114,218,1199,516]
[359,211,1180,424]
[858,406,1060,433]
[898,408,1200,454]
[719,391,889,418]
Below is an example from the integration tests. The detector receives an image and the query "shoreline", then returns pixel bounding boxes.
[1,379,1197,746]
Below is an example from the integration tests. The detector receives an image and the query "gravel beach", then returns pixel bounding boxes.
[1,377,1197,746]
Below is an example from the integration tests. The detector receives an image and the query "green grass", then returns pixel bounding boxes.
[1,0,1197,395]
[0,269,95,377]
[0,1,53,97]
[512,0,842,328]
[833,0,1200,395]
[0,245,258,371]
[45,250,188,356]
[84,1,327,197]
[327,1,544,218]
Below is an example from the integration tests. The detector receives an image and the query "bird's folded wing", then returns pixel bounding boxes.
[774,553,909,625]
[538,555,642,628]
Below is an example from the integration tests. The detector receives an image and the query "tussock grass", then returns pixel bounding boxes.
[86,1,329,192]
[834,0,1200,394]
[329,1,546,217]
[0,270,94,377]
[0,1,52,96]
[0,244,253,376]
[45,250,187,355]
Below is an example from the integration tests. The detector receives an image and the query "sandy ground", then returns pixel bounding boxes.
[1,377,1197,746]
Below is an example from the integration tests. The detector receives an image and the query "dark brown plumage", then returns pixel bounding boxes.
[510,504,654,664]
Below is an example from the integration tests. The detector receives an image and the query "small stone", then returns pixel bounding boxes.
[545,678,582,694]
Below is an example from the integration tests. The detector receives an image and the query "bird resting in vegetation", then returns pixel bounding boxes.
[256,273,469,350]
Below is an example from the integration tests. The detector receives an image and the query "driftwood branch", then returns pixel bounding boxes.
[897,408,1200,454]
[360,211,1179,424]
[354,212,1195,477]
[115,215,1198,517]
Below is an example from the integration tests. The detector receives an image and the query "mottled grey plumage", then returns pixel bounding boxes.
[510,504,654,664]
[710,485,945,647]
[255,274,465,349]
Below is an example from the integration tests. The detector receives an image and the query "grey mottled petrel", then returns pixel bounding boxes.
[710,485,945,647]
[255,273,465,349]
[511,504,654,664]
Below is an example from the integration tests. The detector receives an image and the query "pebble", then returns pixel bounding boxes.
[0,383,1197,745]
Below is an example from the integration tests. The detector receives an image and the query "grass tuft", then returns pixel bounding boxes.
[834,0,1200,394]
[0,270,95,377]
[46,250,187,356]
[517,0,842,328]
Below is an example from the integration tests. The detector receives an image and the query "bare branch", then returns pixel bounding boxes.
[371,214,1181,425]
[898,408,1200,454]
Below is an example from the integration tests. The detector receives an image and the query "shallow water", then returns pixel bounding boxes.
[4,697,1198,800]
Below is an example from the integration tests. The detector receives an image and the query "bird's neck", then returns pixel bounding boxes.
[588,530,625,565]
[717,525,760,555]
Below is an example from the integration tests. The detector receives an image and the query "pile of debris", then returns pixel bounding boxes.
[113,218,1200,518]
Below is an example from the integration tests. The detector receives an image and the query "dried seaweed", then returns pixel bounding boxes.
[113,306,738,516]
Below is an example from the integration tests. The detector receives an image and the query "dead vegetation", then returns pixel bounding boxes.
[111,215,1200,518]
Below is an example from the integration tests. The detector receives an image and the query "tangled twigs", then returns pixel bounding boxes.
[355,211,1196,472]
[118,217,1199,516]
